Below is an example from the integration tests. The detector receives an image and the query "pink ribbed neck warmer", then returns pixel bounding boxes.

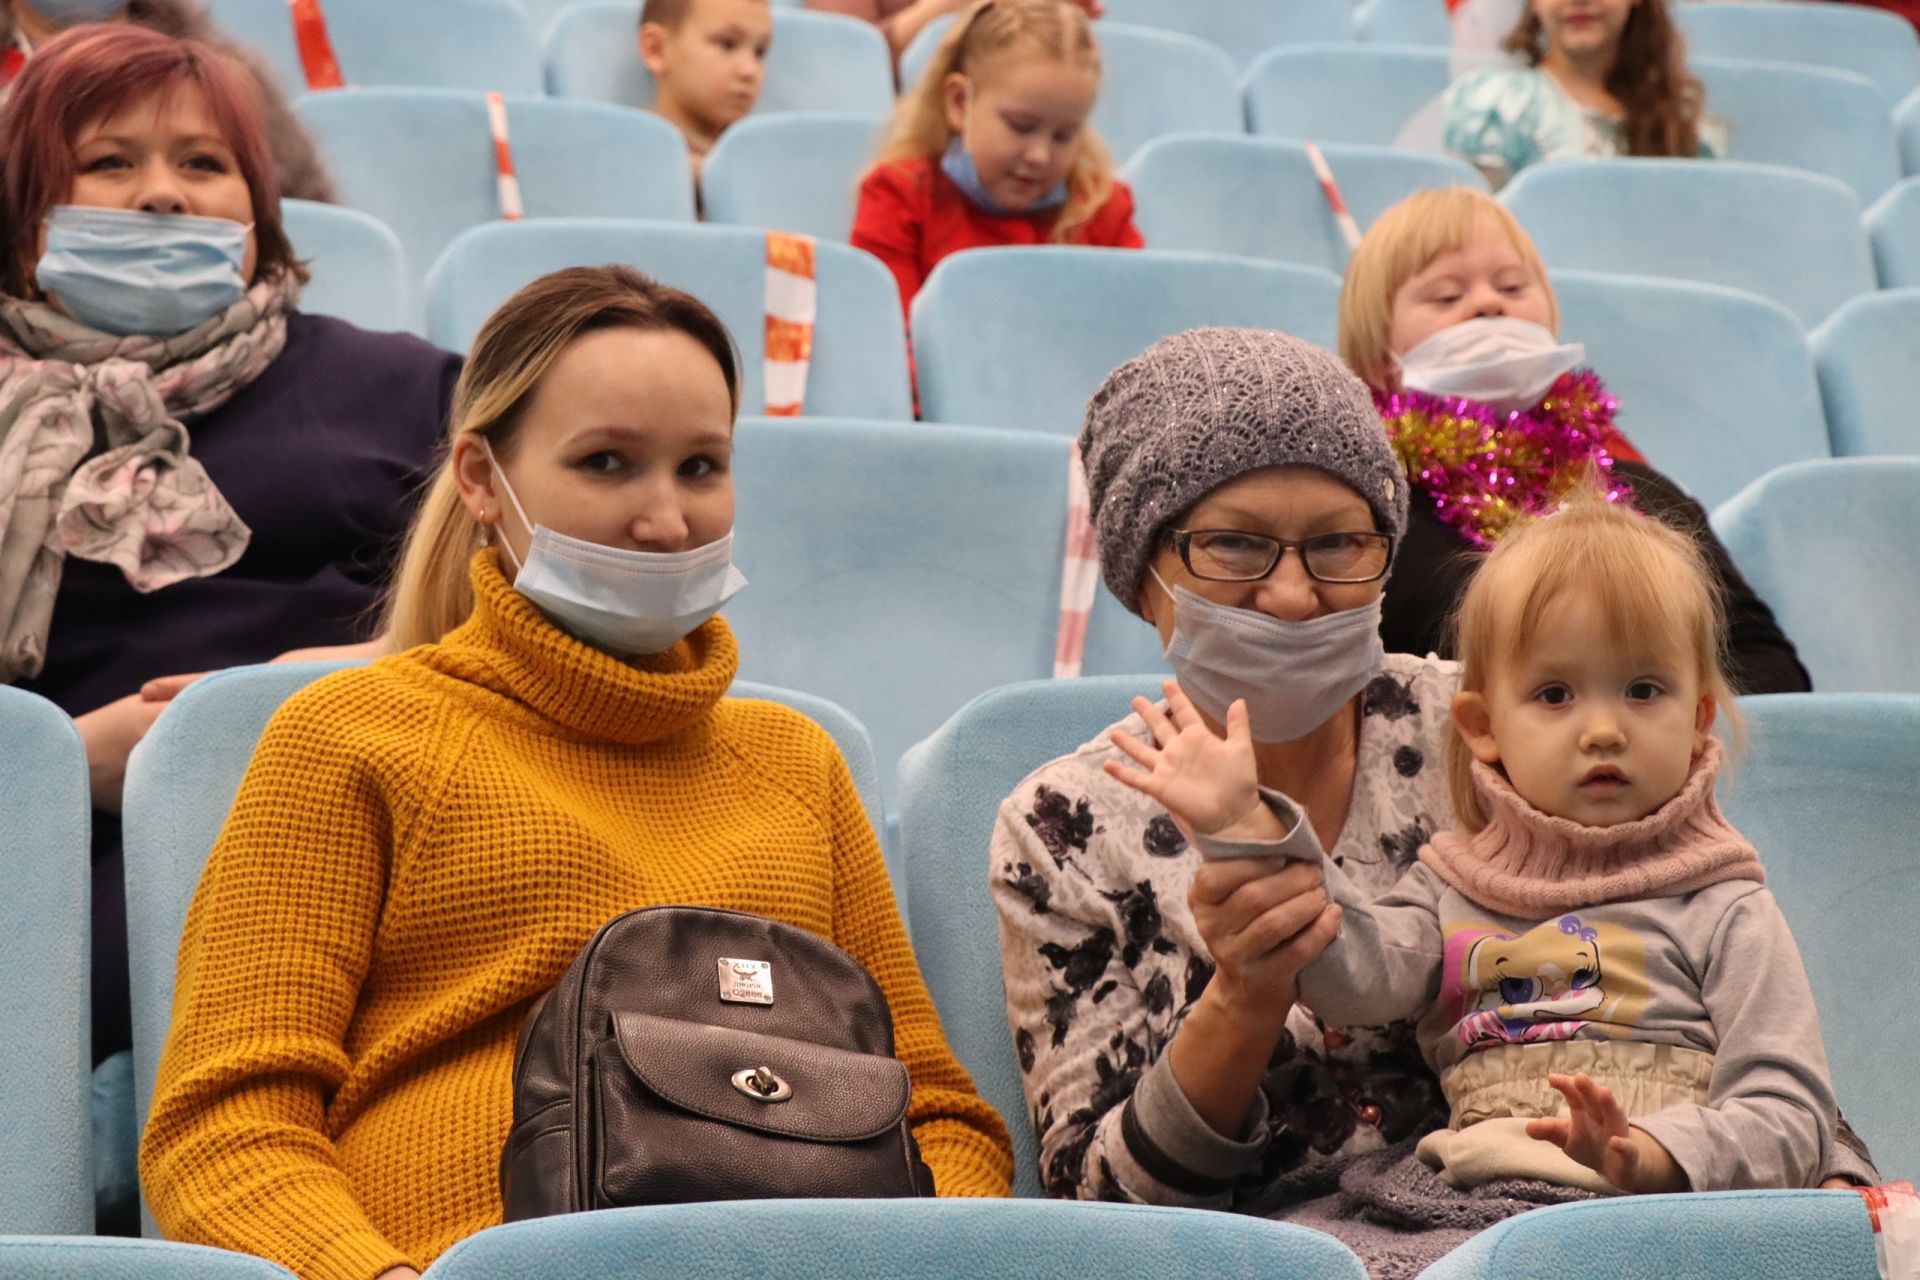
[1419,740,1763,917]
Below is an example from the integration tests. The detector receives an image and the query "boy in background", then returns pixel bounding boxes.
[640,0,771,185]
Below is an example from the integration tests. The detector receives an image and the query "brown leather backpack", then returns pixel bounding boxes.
[500,905,935,1218]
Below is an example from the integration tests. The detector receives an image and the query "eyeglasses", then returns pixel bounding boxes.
[1167,528,1394,585]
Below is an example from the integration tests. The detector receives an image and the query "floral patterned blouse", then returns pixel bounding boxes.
[990,654,1463,1209]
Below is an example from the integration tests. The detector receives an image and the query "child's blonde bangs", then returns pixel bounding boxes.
[1337,189,1559,390]
[1445,488,1744,831]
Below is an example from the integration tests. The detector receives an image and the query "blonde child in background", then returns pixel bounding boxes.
[1108,489,1839,1198]
[639,0,771,186]
[1339,187,1809,697]
[851,0,1141,319]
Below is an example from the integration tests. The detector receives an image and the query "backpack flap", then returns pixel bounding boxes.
[610,1009,910,1141]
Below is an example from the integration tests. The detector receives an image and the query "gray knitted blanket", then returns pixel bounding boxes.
[1269,1140,1597,1278]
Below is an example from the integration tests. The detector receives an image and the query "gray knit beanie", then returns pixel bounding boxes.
[1080,327,1408,616]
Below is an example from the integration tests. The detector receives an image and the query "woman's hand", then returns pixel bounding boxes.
[75,690,177,812]
[373,1269,421,1280]
[1105,679,1276,840]
[1526,1072,1688,1194]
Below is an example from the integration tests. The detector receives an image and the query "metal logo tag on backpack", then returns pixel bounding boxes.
[718,957,774,1005]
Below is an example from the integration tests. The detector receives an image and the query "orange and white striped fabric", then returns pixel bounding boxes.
[763,232,817,417]
[290,0,345,90]
[1860,1182,1920,1280]
[485,92,525,221]
[1052,441,1099,678]
[1306,141,1363,256]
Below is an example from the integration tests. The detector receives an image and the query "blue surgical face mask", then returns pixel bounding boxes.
[25,0,129,26]
[35,205,252,337]
[940,140,1068,217]
[489,446,747,657]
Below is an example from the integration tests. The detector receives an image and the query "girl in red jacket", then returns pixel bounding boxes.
[851,0,1142,319]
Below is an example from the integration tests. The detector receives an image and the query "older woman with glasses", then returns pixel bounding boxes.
[990,328,1875,1274]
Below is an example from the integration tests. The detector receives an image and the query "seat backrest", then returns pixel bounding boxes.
[727,417,1167,798]
[897,17,1242,166]
[1419,1189,1878,1280]
[911,247,1341,434]
[1711,459,1920,693]
[1720,692,1920,1179]
[1695,57,1902,204]
[701,112,887,240]
[1867,177,1920,288]
[1099,0,1352,72]
[0,1239,301,1278]
[897,676,1165,1196]
[425,1198,1367,1277]
[1502,159,1875,328]
[1243,43,1453,147]
[545,2,893,114]
[1127,134,1484,272]
[1554,270,1830,511]
[1679,1,1920,107]
[0,688,90,1234]
[1811,289,1920,458]
[1900,88,1920,178]
[280,199,411,334]
[121,661,890,1158]
[299,90,694,322]
[207,0,541,92]
[1351,0,1453,47]
[424,219,911,419]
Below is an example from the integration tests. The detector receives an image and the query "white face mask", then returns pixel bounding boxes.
[489,448,746,656]
[1396,316,1586,416]
[1153,571,1386,743]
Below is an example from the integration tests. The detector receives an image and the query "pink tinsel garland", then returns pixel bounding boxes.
[1375,370,1633,549]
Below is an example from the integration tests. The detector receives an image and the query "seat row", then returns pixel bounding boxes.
[2,637,1914,1274]
[280,201,1920,488]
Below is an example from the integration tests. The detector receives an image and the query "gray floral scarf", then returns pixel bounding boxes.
[0,272,298,683]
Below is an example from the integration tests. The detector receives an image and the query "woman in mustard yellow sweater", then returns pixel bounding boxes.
[139,266,1014,1280]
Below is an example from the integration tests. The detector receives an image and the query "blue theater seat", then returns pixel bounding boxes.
[1243,43,1453,148]
[1502,159,1876,328]
[121,661,887,1232]
[1678,1,1920,106]
[1899,88,1920,176]
[207,0,541,93]
[1720,692,1920,1179]
[1554,271,1831,512]
[280,200,411,334]
[1127,134,1484,272]
[424,219,911,419]
[1695,58,1902,204]
[1351,0,1453,47]
[725,417,1167,801]
[1866,176,1920,287]
[700,111,887,241]
[425,1198,1368,1278]
[546,2,893,115]
[898,677,1164,1196]
[0,1238,298,1279]
[0,688,89,1235]
[1098,0,1352,72]
[298,90,694,325]
[1811,290,1920,457]
[1417,1190,1880,1280]
[911,247,1341,434]
[1711,459,1920,694]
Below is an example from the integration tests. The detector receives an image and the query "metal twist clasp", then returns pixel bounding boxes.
[731,1065,792,1103]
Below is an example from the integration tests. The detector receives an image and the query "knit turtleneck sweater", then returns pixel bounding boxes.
[142,552,1013,1280]
[1419,740,1763,918]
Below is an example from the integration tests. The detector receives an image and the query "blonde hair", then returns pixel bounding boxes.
[873,0,1112,243]
[1337,188,1558,391]
[380,265,741,651]
[1447,484,1743,832]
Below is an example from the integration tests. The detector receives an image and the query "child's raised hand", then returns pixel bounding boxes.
[1526,1072,1679,1194]
[1104,678,1270,839]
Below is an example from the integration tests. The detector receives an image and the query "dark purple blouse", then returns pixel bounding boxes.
[20,312,461,717]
